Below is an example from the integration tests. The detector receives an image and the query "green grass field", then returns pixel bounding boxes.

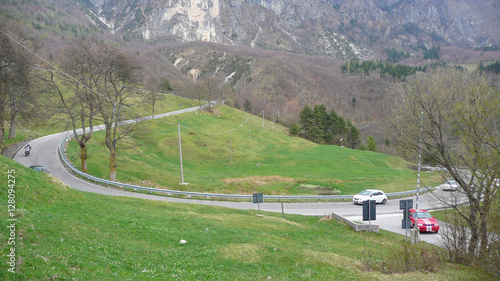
[67,105,441,195]
[0,156,489,280]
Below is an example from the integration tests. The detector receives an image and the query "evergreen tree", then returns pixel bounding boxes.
[346,120,360,149]
[332,111,347,137]
[367,135,377,152]
[423,46,440,60]
[299,104,314,140]
[313,104,328,142]
[159,77,173,91]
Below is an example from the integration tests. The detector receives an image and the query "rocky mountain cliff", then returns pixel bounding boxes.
[82,0,500,59]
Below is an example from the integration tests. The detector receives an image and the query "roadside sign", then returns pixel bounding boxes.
[400,199,413,229]
[363,200,376,232]
[399,199,413,241]
[399,199,413,210]
[363,200,376,221]
[402,210,411,229]
[252,193,263,204]
[253,193,263,211]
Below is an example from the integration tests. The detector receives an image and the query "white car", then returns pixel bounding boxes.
[353,189,387,205]
[442,179,459,191]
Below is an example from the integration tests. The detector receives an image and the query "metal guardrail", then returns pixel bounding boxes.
[57,104,428,202]
[59,136,427,202]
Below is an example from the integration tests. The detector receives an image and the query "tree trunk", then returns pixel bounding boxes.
[467,206,480,258]
[109,145,117,181]
[0,92,5,143]
[8,114,16,139]
[80,144,88,173]
[0,110,4,143]
[479,214,489,258]
[478,197,492,259]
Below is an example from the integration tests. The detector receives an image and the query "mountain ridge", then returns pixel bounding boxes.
[82,0,500,59]
[1,0,499,149]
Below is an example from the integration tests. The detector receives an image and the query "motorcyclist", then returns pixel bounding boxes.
[24,144,31,156]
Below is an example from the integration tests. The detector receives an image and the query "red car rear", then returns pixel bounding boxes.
[409,209,439,233]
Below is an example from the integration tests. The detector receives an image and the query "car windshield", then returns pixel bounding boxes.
[359,190,372,196]
[415,212,433,219]
[446,180,457,185]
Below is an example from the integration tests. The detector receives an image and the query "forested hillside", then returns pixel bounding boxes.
[1,0,499,152]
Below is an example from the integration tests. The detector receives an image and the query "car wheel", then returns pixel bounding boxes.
[382,199,387,204]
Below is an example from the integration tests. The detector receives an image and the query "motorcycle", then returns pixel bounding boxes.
[25,149,30,157]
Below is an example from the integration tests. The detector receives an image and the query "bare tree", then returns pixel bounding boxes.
[97,44,142,181]
[45,39,103,172]
[390,69,500,273]
[197,76,223,110]
[0,21,34,141]
[142,74,170,118]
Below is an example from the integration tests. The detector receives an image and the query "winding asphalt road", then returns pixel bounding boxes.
[12,106,462,247]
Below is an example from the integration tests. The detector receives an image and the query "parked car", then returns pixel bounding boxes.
[409,209,439,233]
[29,165,50,173]
[442,179,459,191]
[353,189,387,205]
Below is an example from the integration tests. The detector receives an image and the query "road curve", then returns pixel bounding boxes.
[12,106,447,246]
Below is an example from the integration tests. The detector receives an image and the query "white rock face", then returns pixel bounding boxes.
[138,0,222,42]
[89,0,500,57]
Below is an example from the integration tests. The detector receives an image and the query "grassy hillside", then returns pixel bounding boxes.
[29,89,198,137]
[67,105,441,195]
[0,156,489,280]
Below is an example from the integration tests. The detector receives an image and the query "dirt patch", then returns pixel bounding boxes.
[297,184,341,195]
[222,176,296,187]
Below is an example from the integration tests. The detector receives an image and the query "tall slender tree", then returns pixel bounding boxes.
[98,44,142,181]
[46,39,103,172]
[390,69,500,273]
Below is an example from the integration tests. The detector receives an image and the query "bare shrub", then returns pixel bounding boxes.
[365,242,445,274]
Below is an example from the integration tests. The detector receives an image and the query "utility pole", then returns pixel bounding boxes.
[178,123,187,185]
[413,110,423,242]
[416,110,423,210]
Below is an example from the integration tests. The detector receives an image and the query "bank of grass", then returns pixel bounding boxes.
[67,105,441,195]
[0,156,489,280]
[0,132,32,150]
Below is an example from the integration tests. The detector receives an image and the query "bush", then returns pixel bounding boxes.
[379,242,444,273]
[289,122,300,136]
[363,241,445,274]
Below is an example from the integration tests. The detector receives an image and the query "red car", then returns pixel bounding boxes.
[409,209,439,233]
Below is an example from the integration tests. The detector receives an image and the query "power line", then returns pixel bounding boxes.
[160,110,265,135]
[0,28,114,104]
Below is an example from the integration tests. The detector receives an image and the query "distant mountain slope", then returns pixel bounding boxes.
[1,0,498,150]
[83,0,500,58]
